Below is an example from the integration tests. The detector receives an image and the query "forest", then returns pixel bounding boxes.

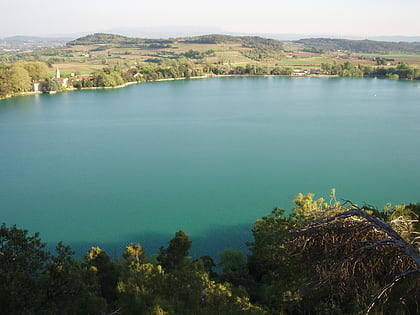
[1,192,419,314]
[294,38,420,55]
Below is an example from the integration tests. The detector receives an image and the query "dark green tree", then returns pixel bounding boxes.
[85,247,119,306]
[42,243,107,314]
[0,67,12,97]
[41,78,60,92]
[157,230,192,271]
[0,223,49,314]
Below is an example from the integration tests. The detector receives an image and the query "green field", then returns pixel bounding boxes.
[2,33,420,76]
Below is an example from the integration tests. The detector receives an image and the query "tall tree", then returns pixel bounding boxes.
[0,224,49,314]
[157,230,192,271]
[85,247,119,306]
[14,61,50,81]
[0,67,12,97]
[9,65,31,93]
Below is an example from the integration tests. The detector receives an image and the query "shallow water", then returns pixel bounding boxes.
[1,77,419,257]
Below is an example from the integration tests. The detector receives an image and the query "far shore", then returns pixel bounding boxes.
[0,73,370,101]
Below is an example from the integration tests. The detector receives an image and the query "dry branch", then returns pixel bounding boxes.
[293,203,420,313]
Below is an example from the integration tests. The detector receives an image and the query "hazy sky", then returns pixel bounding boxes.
[1,0,419,37]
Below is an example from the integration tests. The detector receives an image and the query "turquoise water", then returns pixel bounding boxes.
[1,77,419,256]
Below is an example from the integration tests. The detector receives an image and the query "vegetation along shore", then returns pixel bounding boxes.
[1,33,420,100]
[1,191,419,314]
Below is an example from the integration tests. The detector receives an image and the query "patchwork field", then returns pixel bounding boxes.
[2,33,420,76]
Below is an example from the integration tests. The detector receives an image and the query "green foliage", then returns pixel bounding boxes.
[92,67,126,87]
[385,202,420,244]
[9,65,32,92]
[248,206,307,312]
[0,224,107,314]
[117,262,166,314]
[157,230,192,271]
[296,38,420,54]
[85,246,119,304]
[0,67,12,97]
[248,193,420,314]
[43,243,108,314]
[124,243,146,264]
[321,61,364,77]
[181,34,241,44]
[242,36,283,51]
[0,223,49,314]
[219,249,247,274]
[40,78,60,92]
[340,61,364,77]
[1,193,418,314]
[270,66,293,75]
[303,46,325,54]
[321,61,420,79]
[68,33,146,46]
[14,60,50,80]
[0,60,52,97]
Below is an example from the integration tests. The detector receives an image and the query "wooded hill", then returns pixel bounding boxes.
[67,33,420,55]
[295,38,420,54]
[67,33,284,49]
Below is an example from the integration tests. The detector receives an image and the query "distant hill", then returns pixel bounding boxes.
[180,34,284,50]
[67,33,420,55]
[68,33,283,48]
[294,38,420,54]
[67,33,285,55]
[67,33,151,46]
[0,36,70,50]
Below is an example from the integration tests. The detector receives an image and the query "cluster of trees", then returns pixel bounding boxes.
[1,192,418,314]
[321,61,364,77]
[58,60,420,92]
[247,193,419,314]
[180,49,215,59]
[295,38,420,54]
[73,60,206,89]
[0,225,262,315]
[181,34,242,44]
[206,64,293,76]
[321,61,420,79]
[2,59,419,98]
[205,64,270,76]
[146,49,215,62]
[180,35,284,56]
[241,37,284,61]
[67,33,156,46]
[0,60,50,97]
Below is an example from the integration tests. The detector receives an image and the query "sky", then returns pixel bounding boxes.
[1,0,420,38]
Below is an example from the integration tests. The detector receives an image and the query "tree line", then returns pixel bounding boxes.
[295,38,420,55]
[1,191,418,314]
[0,61,51,97]
[321,61,420,79]
[2,59,420,99]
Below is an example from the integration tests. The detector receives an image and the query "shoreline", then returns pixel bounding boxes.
[0,73,411,101]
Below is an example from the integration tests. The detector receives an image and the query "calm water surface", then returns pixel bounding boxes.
[1,77,419,256]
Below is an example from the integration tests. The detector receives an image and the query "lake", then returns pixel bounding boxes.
[1,77,419,257]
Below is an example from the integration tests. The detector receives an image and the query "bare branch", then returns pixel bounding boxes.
[366,269,420,314]
[293,203,420,312]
